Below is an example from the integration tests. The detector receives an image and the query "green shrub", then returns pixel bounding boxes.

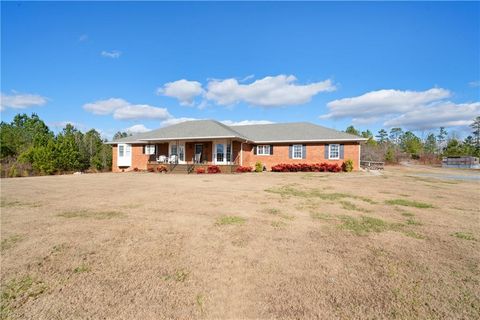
[343,159,354,172]
[255,161,263,172]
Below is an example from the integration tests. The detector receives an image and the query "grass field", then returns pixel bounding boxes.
[1,165,479,319]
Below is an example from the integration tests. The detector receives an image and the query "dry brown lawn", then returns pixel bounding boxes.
[1,165,479,319]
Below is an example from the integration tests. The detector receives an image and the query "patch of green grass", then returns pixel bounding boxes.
[385,199,433,209]
[340,200,370,212]
[271,221,287,228]
[73,264,90,273]
[310,212,334,220]
[196,294,205,314]
[401,211,415,217]
[0,199,41,208]
[340,215,399,236]
[1,235,23,251]
[452,232,476,241]
[406,218,422,226]
[1,276,47,318]
[58,209,124,219]
[162,270,189,282]
[403,230,426,239]
[174,270,189,282]
[266,186,377,206]
[264,208,294,220]
[215,215,246,226]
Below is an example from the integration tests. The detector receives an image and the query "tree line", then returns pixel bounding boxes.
[348,116,480,163]
[0,113,112,177]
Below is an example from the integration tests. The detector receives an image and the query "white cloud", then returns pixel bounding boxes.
[83,98,128,115]
[384,101,480,130]
[78,34,88,42]
[240,74,255,82]
[221,120,274,126]
[125,124,151,134]
[321,88,451,120]
[469,80,480,88]
[83,98,171,120]
[157,79,204,106]
[113,104,170,120]
[160,117,201,127]
[0,92,48,111]
[205,75,336,107]
[101,50,121,58]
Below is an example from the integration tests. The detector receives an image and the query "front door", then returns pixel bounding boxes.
[194,144,203,163]
[214,141,232,165]
[169,142,186,164]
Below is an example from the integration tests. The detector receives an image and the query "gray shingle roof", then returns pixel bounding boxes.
[108,120,365,144]
[232,122,365,142]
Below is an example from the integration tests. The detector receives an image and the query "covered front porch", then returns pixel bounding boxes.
[143,139,242,166]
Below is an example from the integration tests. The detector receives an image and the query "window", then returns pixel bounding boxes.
[125,145,131,157]
[292,144,303,159]
[144,145,155,155]
[329,144,340,159]
[216,144,224,162]
[256,145,271,155]
[226,144,232,162]
[170,144,178,155]
[119,145,124,157]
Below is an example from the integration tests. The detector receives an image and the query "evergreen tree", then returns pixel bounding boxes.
[424,133,437,154]
[389,128,403,145]
[400,131,423,156]
[376,129,388,143]
[470,116,480,149]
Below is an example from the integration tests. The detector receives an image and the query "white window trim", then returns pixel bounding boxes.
[329,144,340,160]
[256,145,271,156]
[213,140,232,165]
[292,144,303,159]
[144,145,155,155]
[169,142,185,164]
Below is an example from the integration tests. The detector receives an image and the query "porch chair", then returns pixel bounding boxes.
[168,154,178,164]
[157,155,167,163]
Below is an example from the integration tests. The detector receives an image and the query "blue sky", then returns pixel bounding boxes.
[1,1,479,139]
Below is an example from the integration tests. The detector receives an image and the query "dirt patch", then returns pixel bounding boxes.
[1,166,479,319]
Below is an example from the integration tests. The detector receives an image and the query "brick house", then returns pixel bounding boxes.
[107,120,366,173]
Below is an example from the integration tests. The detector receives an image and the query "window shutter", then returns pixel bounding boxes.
[143,145,146,154]
[270,145,274,155]
[324,144,329,159]
[289,145,293,159]
[302,145,307,159]
[340,144,345,159]
[253,145,257,155]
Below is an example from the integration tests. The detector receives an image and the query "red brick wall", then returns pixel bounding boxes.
[112,144,150,172]
[241,143,361,170]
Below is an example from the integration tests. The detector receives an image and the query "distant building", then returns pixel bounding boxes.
[442,156,480,169]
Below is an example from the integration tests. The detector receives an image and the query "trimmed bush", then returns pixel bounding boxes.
[207,165,221,174]
[255,161,263,172]
[196,167,205,174]
[157,165,168,173]
[235,166,252,173]
[342,159,354,172]
[271,163,342,173]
